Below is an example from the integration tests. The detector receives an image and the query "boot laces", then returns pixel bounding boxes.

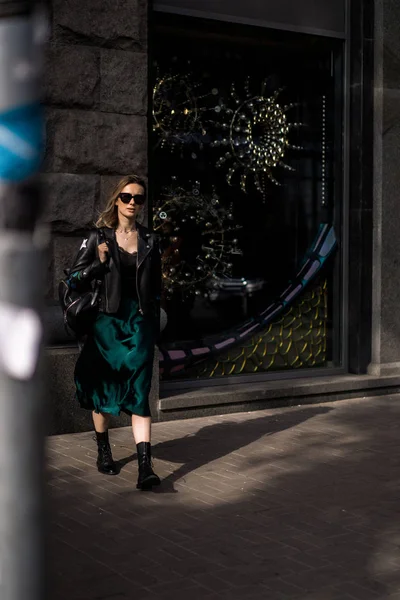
[139,453,154,473]
[99,443,113,463]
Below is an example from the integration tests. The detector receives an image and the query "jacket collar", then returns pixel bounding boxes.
[136,222,153,268]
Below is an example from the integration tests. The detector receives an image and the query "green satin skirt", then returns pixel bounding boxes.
[75,296,156,417]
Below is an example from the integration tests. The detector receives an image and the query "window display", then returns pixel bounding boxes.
[151,15,343,382]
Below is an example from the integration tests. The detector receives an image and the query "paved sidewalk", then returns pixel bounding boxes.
[49,396,400,600]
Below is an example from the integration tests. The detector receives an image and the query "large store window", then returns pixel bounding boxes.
[151,14,344,382]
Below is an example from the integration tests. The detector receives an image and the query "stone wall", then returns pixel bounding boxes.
[41,0,148,302]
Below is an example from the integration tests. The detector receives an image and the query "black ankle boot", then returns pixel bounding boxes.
[136,442,160,490]
[95,431,118,475]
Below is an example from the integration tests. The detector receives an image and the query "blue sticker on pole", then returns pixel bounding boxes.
[0,103,42,183]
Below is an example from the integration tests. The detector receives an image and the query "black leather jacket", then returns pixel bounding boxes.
[68,224,161,317]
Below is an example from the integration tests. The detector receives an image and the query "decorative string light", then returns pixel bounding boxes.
[321,95,327,207]
[152,66,214,153]
[153,180,242,298]
[211,78,302,197]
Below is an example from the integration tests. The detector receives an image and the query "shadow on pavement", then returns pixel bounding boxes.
[48,397,400,600]
[151,406,332,493]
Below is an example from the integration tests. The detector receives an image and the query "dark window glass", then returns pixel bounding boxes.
[152,15,344,382]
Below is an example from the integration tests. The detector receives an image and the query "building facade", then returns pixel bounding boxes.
[44,0,400,433]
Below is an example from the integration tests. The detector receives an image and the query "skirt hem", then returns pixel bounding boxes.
[76,396,151,418]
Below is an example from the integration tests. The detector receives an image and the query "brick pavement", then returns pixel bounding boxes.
[48,395,400,600]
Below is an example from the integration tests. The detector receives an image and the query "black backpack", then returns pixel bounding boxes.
[58,229,106,337]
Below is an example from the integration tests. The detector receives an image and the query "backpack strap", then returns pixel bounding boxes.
[97,227,106,245]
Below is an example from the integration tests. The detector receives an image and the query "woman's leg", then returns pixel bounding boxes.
[92,411,110,433]
[131,414,151,443]
[132,415,160,490]
[93,411,117,476]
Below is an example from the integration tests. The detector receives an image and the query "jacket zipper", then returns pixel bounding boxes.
[136,259,143,314]
[104,271,109,312]
[136,236,152,314]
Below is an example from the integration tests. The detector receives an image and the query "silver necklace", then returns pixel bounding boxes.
[116,228,136,242]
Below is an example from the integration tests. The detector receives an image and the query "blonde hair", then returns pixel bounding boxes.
[95,175,146,229]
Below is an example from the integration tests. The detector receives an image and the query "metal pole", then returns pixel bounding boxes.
[0,1,47,600]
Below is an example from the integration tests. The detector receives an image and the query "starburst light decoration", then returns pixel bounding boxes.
[211,78,302,196]
[153,180,242,298]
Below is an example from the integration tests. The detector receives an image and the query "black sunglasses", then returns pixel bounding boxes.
[119,193,146,205]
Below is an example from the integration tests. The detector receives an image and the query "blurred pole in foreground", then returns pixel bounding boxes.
[0,1,47,600]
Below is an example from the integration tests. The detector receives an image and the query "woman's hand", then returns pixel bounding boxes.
[98,242,109,264]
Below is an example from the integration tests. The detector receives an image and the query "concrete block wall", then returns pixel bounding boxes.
[41,0,148,302]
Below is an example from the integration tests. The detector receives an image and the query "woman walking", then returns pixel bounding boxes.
[68,175,161,490]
